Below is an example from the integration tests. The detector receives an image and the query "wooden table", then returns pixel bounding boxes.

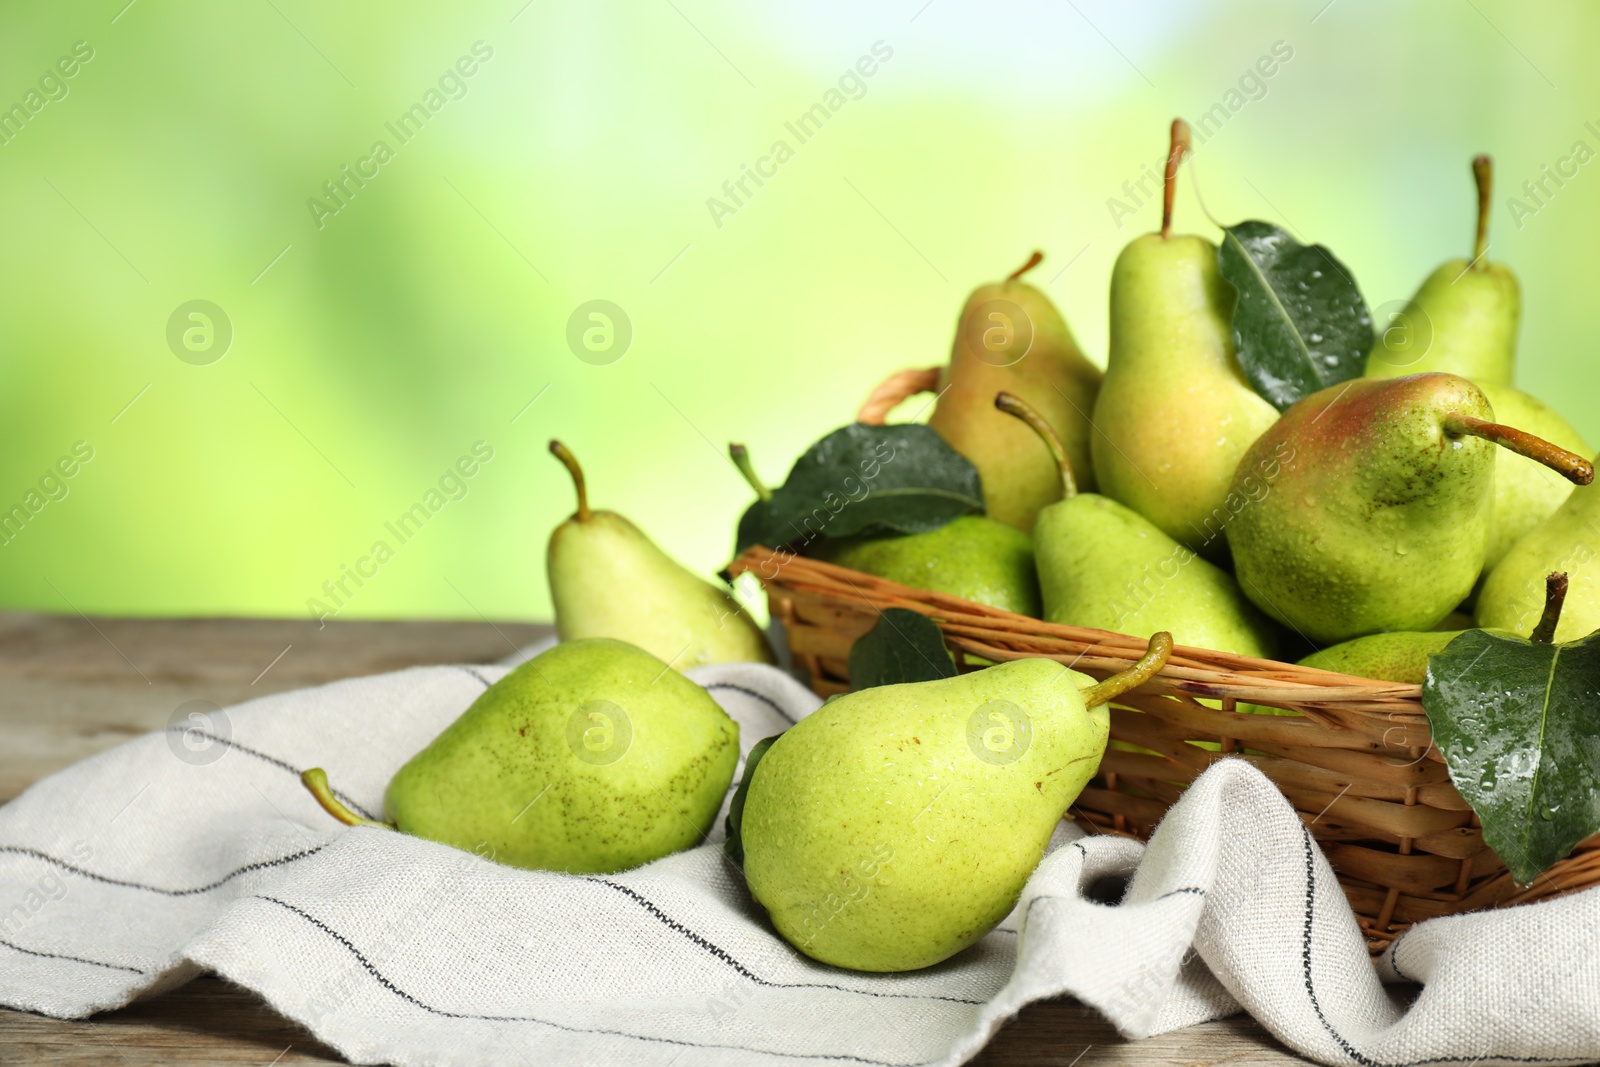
[0,614,1310,1066]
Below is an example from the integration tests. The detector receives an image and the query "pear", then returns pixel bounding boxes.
[1478,382,1592,571]
[303,638,740,874]
[997,392,1278,658]
[1367,156,1518,386]
[811,518,1040,615]
[1226,373,1593,644]
[740,634,1172,971]
[927,250,1102,533]
[1298,630,1464,684]
[1239,628,1465,715]
[1091,119,1279,559]
[731,443,1041,616]
[1479,457,1600,641]
[547,441,773,668]
[811,518,1040,616]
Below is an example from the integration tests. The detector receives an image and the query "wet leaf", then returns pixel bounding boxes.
[1218,220,1374,411]
[1423,629,1600,884]
[848,608,957,691]
[734,424,983,554]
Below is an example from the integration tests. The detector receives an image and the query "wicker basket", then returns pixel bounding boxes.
[729,548,1600,952]
[726,370,1600,952]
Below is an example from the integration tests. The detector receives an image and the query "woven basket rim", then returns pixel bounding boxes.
[730,544,1429,716]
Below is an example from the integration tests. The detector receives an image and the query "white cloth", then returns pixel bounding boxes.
[3,654,1599,1067]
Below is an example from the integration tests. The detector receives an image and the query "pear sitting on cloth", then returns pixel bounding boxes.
[303,638,740,874]
[738,634,1172,972]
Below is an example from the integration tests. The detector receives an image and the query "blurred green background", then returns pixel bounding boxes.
[2,0,1597,623]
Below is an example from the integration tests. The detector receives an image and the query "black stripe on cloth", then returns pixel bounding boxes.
[257,894,941,1066]
[1294,822,1581,1066]
[0,843,327,896]
[1020,884,1206,924]
[1386,934,1415,985]
[0,935,144,974]
[594,879,986,1005]
[457,665,495,689]
[166,729,379,821]
[703,683,798,725]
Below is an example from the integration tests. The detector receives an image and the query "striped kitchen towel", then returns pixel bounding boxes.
[2,654,1598,1066]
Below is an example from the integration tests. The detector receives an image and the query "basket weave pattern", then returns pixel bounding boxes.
[730,545,1600,951]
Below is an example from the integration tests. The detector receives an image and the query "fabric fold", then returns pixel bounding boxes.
[2,657,1597,1066]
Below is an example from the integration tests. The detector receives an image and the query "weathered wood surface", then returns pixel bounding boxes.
[0,614,1310,1066]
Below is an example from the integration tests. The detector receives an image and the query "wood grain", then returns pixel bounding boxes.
[0,614,1312,1066]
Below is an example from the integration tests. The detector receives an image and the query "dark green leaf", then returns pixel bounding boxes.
[1423,629,1600,884]
[848,608,957,691]
[735,424,983,554]
[723,733,781,868]
[734,498,771,558]
[1218,220,1374,411]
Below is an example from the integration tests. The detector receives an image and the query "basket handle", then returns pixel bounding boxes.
[855,367,942,425]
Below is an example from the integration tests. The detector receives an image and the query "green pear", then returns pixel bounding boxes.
[1091,119,1279,559]
[997,392,1278,658]
[730,443,1041,616]
[927,250,1103,533]
[547,441,773,668]
[1239,628,1467,715]
[303,638,740,874]
[810,517,1041,616]
[1479,458,1600,641]
[740,635,1172,971]
[1227,373,1593,644]
[1367,156,1518,386]
[1478,382,1592,571]
[1298,630,1464,684]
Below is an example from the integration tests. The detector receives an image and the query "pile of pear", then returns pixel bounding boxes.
[830,129,1595,686]
[293,126,1600,983]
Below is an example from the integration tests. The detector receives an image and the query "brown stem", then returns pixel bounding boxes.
[729,443,771,503]
[549,440,591,521]
[1007,250,1044,281]
[1531,572,1569,644]
[1472,154,1492,266]
[1443,413,1594,486]
[301,768,395,829]
[994,391,1076,498]
[1162,118,1192,238]
[1080,633,1174,708]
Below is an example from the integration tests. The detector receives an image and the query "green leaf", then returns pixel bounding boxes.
[723,733,781,868]
[735,423,983,554]
[848,608,957,691]
[733,498,771,558]
[1218,220,1374,411]
[1423,629,1600,884]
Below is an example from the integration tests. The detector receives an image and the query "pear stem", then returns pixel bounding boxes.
[729,443,771,503]
[1472,154,1492,266]
[548,440,591,521]
[1530,572,1569,644]
[300,768,395,829]
[1007,250,1044,281]
[1442,413,1594,486]
[994,391,1076,499]
[1161,118,1192,238]
[1080,632,1174,708]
